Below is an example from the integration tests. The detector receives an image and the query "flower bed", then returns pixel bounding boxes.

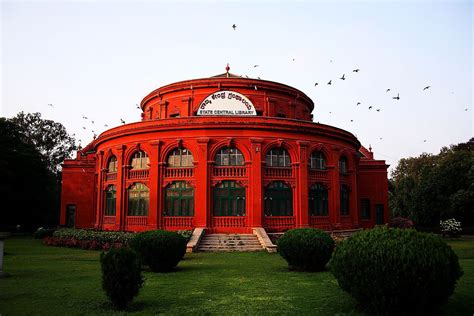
[43,229,193,251]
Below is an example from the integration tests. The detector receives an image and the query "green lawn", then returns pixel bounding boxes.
[0,236,473,315]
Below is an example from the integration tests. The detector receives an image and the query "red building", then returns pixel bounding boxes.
[60,69,389,234]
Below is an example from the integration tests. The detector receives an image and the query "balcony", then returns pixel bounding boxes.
[212,216,246,227]
[103,216,116,224]
[164,167,194,178]
[105,172,117,181]
[128,169,149,180]
[263,216,295,231]
[264,167,292,178]
[126,216,148,226]
[213,166,247,177]
[308,169,328,179]
[309,216,331,230]
[162,216,194,228]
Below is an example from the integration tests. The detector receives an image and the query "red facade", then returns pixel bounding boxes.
[60,72,389,233]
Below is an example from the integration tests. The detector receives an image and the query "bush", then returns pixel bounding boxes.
[130,230,187,272]
[440,218,462,237]
[277,228,335,271]
[388,217,414,229]
[34,227,56,239]
[331,227,463,314]
[100,248,143,310]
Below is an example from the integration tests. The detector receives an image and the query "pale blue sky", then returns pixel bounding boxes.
[1,0,472,173]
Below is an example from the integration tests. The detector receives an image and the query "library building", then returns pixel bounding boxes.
[60,66,389,237]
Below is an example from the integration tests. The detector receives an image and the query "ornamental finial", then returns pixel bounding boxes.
[226,63,230,77]
[369,144,372,152]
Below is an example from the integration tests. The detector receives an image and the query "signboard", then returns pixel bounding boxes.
[197,90,256,116]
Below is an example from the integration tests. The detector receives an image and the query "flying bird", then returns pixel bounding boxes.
[353,69,360,72]
[104,124,108,127]
[356,102,361,106]
[91,120,94,124]
[257,77,261,79]
[253,65,259,68]
[376,109,381,112]
[350,119,354,122]
[423,139,427,142]
[136,104,140,109]
[329,60,333,63]
[368,106,373,110]
[393,93,400,100]
[379,137,383,140]
[82,127,86,130]
[314,83,318,86]
[232,24,236,30]
[82,115,88,119]
[327,80,332,85]
[47,103,54,107]
[465,108,469,111]
[340,74,345,80]
[423,86,431,91]
[292,58,295,61]
[386,89,391,93]
[120,119,125,124]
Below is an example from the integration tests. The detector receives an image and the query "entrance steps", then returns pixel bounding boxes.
[197,234,264,252]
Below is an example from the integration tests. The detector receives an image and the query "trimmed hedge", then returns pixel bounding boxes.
[100,248,143,310]
[43,229,135,250]
[130,230,187,272]
[331,227,463,314]
[277,228,335,271]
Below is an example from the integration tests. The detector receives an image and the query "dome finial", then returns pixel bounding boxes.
[226,63,230,77]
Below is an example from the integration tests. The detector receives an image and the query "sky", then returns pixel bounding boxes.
[1,0,472,174]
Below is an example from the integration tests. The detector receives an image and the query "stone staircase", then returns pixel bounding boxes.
[197,234,264,252]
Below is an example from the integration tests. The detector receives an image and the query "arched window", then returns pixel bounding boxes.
[127,183,149,216]
[310,151,326,170]
[104,185,116,216]
[213,181,245,216]
[340,185,350,215]
[309,183,328,216]
[264,181,293,216]
[165,181,194,216]
[215,147,244,166]
[167,148,194,167]
[339,156,348,174]
[266,148,291,167]
[107,156,117,172]
[130,151,149,170]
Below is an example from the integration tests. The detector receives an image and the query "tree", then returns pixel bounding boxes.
[390,138,474,227]
[9,112,76,173]
[0,118,58,230]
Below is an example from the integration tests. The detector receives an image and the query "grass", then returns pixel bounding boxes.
[0,236,473,315]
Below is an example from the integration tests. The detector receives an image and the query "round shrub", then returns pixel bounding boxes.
[277,228,335,271]
[100,248,143,310]
[130,230,187,272]
[331,227,463,314]
[388,216,414,229]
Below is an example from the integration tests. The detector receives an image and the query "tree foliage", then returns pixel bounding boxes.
[390,138,474,227]
[9,112,76,173]
[0,113,76,230]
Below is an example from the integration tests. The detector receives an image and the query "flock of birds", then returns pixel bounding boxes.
[232,23,470,145]
[39,23,470,149]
